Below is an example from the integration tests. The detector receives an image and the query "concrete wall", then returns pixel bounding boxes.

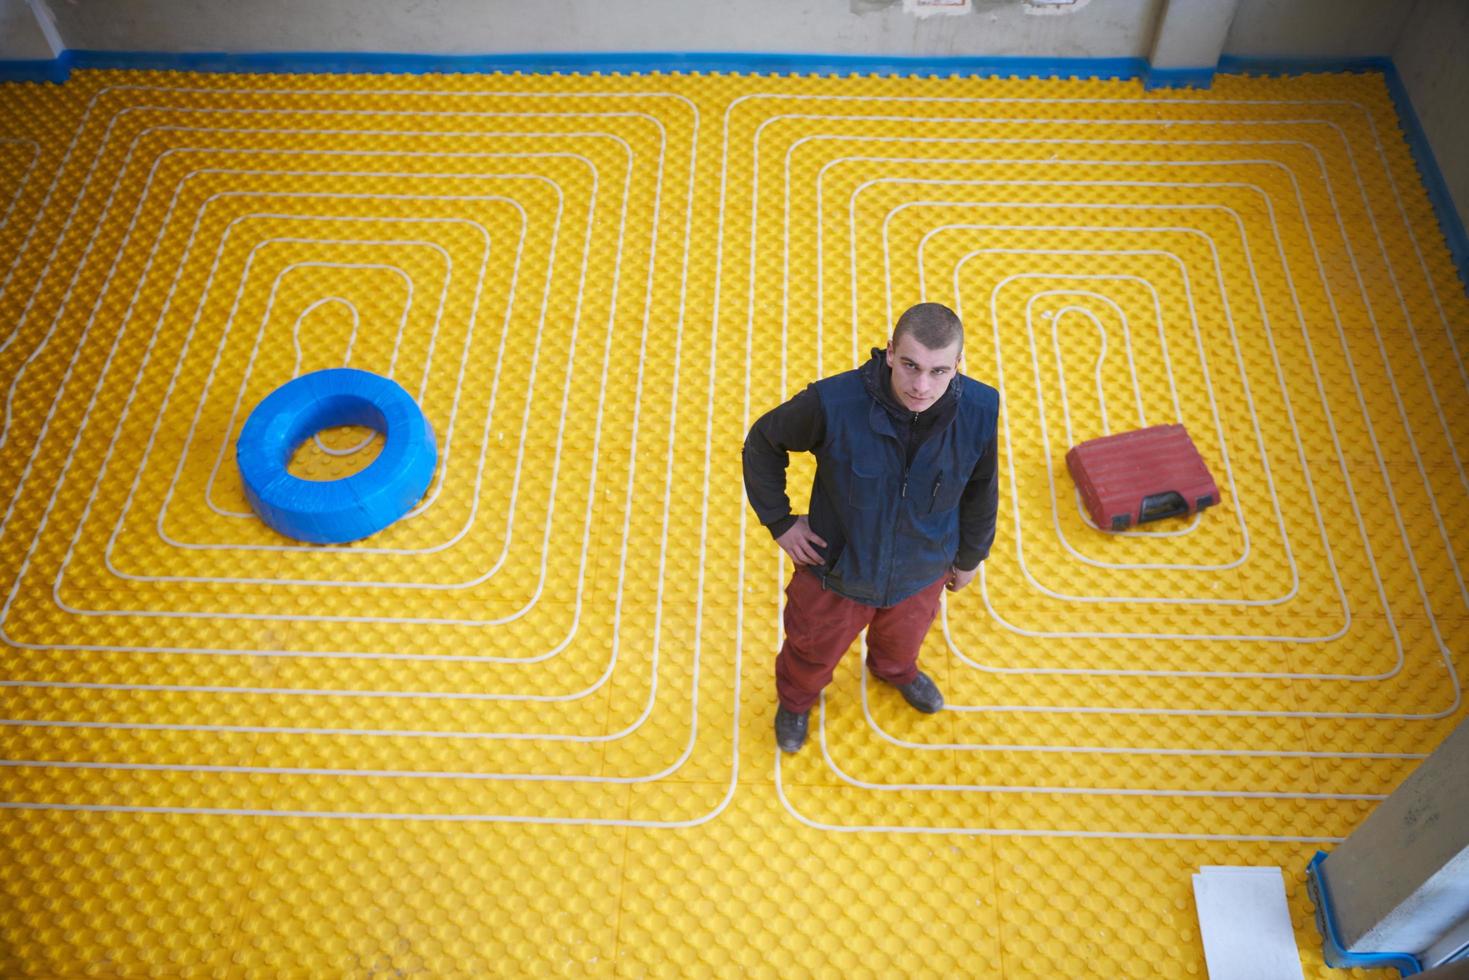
[42,0,1164,59]
[29,0,1424,62]
[0,0,57,60]
[1393,0,1469,235]
[14,0,1443,68]
[1223,0,1410,59]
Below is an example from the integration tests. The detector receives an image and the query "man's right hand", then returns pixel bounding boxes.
[775,515,828,566]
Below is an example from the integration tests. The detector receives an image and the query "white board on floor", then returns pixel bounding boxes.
[1191,866,1305,980]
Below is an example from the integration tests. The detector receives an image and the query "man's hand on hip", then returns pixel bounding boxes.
[776,515,828,566]
[947,564,978,592]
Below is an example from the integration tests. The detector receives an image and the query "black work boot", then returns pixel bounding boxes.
[775,706,809,753]
[896,671,945,714]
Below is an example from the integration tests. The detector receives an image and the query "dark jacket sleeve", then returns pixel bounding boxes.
[953,426,999,571]
[742,385,825,540]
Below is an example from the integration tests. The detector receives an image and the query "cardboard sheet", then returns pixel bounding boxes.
[1192,866,1306,980]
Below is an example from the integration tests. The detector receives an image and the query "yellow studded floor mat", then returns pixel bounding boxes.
[1,65,1466,976]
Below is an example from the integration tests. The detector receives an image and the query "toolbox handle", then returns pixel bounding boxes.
[1138,491,1187,523]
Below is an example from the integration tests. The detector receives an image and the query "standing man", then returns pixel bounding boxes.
[743,302,1000,753]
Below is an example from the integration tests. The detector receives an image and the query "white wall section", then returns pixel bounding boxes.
[1149,0,1239,71]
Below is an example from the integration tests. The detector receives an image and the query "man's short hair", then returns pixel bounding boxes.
[893,302,963,351]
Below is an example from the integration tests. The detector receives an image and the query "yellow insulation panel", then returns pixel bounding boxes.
[1,66,1466,976]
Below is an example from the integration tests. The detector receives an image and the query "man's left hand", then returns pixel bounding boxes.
[946,564,978,592]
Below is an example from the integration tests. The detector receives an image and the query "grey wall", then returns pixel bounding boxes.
[1393,0,1469,237]
[0,0,56,60]
[16,0,1446,69]
[32,0,1424,61]
[1223,0,1411,58]
[42,0,1164,59]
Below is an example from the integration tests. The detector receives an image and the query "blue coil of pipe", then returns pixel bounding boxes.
[235,368,437,544]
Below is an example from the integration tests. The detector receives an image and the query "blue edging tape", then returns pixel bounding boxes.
[236,368,437,545]
[1,47,1464,294]
[1143,66,1216,90]
[1306,851,1423,976]
[0,47,1416,84]
[0,57,70,83]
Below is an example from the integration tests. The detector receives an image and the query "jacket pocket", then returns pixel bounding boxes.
[848,467,882,510]
[927,470,965,514]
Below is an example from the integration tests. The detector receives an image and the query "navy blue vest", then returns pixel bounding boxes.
[807,371,998,607]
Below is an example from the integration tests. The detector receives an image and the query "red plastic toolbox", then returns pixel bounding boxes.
[1064,424,1219,531]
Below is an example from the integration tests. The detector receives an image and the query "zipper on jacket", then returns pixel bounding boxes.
[899,411,918,499]
[879,427,906,603]
[930,474,943,509]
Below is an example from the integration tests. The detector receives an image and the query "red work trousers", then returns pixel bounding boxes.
[775,567,948,714]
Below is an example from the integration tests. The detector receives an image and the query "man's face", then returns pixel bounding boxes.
[886,333,961,413]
